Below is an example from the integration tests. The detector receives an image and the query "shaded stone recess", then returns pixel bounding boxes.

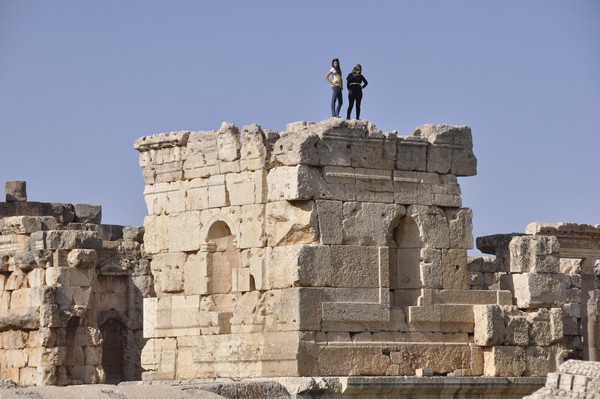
[0,182,151,386]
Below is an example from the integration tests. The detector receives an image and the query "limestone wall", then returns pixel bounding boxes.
[134,119,511,379]
[0,182,149,386]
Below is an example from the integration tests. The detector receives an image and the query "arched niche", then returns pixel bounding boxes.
[390,215,423,309]
[206,220,238,294]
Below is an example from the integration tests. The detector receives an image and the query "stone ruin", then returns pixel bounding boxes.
[132,118,599,381]
[0,181,150,385]
[1,118,598,395]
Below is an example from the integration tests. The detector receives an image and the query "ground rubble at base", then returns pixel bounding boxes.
[0,376,550,399]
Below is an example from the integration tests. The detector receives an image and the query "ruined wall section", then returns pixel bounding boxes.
[135,119,490,379]
[470,224,600,376]
[0,182,148,386]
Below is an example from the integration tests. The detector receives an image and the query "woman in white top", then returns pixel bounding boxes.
[325,58,343,118]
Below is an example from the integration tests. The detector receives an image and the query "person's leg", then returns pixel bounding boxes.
[355,90,363,120]
[335,88,343,117]
[347,91,355,119]
[330,87,338,117]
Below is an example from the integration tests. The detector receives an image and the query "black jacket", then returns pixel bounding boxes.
[346,73,368,91]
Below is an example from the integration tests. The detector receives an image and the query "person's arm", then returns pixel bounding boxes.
[325,69,333,84]
[362,76,368,89]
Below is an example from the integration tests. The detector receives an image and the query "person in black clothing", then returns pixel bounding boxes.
[346,64,368,120]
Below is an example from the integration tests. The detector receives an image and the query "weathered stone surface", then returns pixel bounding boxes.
[5,181,27,203]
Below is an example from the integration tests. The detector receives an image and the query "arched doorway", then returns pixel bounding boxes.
[99,318,126,384]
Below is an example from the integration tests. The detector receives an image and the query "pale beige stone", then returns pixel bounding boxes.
[446,208,474,249]
[483,346,526,377]
[509,235,560,273]
[315,200,343,245]
[269,245,331,289]
[143,215,169,255]
[330,245,384,288]
[237,204,266,249]
[407,205,450,249]
[500,273,567,308]
[167,211,201,252]
[396,136,428,172]
[151,253,187,294]
[226,171,260,207]
[267,165,319,201]
[442,248,468,290]
[207,174,228,208]
[216,122,241,162]
[342,202,405,246]
[266,201,318,246]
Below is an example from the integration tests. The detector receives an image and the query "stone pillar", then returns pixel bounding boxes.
[581,257,598,361]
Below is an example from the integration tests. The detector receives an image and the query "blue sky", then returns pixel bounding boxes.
[1,1,598,253]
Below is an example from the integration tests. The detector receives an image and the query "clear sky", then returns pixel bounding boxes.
[1,1,598,253]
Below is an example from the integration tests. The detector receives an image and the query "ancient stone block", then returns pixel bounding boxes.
[151,253,186,294]
[442,249,468,290]
[524,346,556,377]
[407,205,450,249]
[355,168,394,203]
[73,204,102,224]
[207,174,228,208]
[320,166,356,201]
[419,248,443,289]
[483,346,526,377]
[271,129,320,166]
[342,202,405,246]
[409,304,475,333]
[330,245,384,288]
[500,273,567,309]
[166,211,201,252]
[0,216,43,235]
[226,171,258,207]
[266,201,318,246]
[240,124,268,171]
[315,200,342,245]
[216,122,241,162]
[0,234,30,252]
[44,231,102,250]
[237,204,266,249]
[413,124,476,177]
[267,165,319,201]
[446,208,474,249]
[396,136,428,171]
[269,245,331,288]
[509,235,560,273]
[240,248,268,291]
[5,181,27,202]
[67,249,97,269]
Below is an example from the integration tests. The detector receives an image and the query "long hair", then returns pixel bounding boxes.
[332,58,342,76]
[353,64,362,74]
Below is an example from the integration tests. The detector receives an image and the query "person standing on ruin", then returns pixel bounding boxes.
[346,64,368,120]
[325,58,343,118]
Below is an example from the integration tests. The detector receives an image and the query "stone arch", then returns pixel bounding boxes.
[99,317,126,383]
